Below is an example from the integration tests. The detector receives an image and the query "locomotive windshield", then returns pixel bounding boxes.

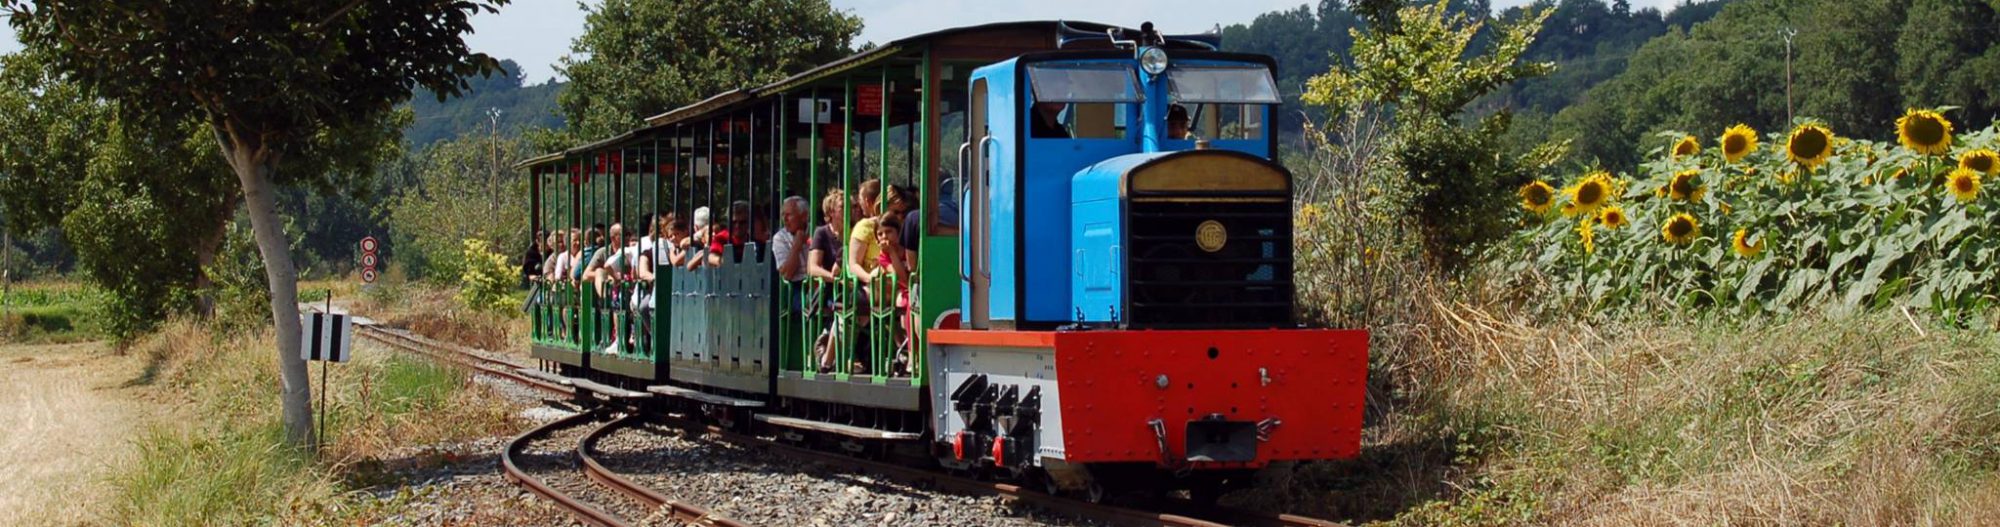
[1027,63,1143,103]
[1165,66,1280,104]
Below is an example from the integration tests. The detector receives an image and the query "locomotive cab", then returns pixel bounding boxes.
[960,40,1288,329]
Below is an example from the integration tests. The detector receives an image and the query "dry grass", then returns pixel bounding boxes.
[1245,299,2000,526]
[349,282,524,354]
[110,317,523,525]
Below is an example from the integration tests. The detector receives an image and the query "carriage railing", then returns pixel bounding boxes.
[667,243,770,372]
[531,280,585,350]
[782,269,920,383]
[586,274,656,359]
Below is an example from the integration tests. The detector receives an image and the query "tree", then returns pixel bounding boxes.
[0,51,237,337]
[1304,0,1560,268]
[8,0,510,449]
[386,132,533,283]
[557,0,863,140]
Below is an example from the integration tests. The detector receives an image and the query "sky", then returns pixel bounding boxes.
[0,0,1687,84]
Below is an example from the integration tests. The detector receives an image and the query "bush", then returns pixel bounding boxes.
[455,238,520,314]
[1493,116,2000,318]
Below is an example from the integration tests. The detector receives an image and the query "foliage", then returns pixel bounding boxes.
[0,51,238,340]
[209,217,306,335]
[557,0,863,140]
[456,238,522,314]
[385,133,534,281]
[1302,1,1563,268]
[1552,0,2000,171]
[1495,117,2000,317]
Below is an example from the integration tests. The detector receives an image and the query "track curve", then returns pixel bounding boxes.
[503,410,635,527]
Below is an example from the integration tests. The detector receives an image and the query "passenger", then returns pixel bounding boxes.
[540,231,566,283]
[887,185,920,264]
[1030,101,1071,138]
[577,226,603,281]
[805,191,845,283]
[773,196,809,283]
[1166,104,1192,140]
[873,211,914,375]
[685,206,711,270]
[522,229,547,287]
[844,179,886,286]
[701,200,752,267]
[590,223,629,297]
[662,212,691,268]
[806,190,846,373]
[565,229,584,283]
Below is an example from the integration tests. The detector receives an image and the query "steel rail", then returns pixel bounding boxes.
[355,325,572,396]
[579,413,750,527]
[502,410,634,527]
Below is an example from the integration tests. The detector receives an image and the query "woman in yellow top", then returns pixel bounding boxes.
[845,179,886,284]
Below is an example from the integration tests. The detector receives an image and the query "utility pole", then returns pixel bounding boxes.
[488,107,503,227]
[1781,27,1798,125]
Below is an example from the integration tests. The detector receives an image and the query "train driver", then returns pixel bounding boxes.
[1030,101,1070,138]
[1166,104,1192,140]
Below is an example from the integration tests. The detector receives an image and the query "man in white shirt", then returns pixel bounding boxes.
[773,196,808,282]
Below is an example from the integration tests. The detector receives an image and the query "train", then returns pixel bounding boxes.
[520,21,1369,502]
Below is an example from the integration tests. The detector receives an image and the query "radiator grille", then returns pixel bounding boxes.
[1124,199,1293,328]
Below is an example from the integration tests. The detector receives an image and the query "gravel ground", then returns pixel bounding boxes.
[592,423,1100,527]
[347,404,593,526]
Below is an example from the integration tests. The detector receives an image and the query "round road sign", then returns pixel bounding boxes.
[360,236,379,254]
[360,253,378,267]
[361,268,379,284]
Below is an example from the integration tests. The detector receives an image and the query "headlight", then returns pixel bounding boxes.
[1139,47,1169,75]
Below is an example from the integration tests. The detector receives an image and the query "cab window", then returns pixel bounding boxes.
[1028,63,1140,140]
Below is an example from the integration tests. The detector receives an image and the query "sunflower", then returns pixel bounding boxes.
[1672,135,1700,159]
[1896,108,1953,155]
[1577,217,1597,254]
[1786,124,1835,171]
[1947,168,1981,203]
[1519,180,1555,214]
[1561,171,1615,217]
[1667,169,1705,202]
[1661,213,1700,245]
[1959,149,1998,177]
[1732,229,1764,258]
[1598,206,1629,230]
[1720,124,1758,163]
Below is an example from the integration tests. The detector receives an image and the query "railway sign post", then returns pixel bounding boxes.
[302,294,349,454]
[359,236,379,288]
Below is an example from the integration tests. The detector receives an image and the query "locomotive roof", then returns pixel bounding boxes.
[517,20,1164,169]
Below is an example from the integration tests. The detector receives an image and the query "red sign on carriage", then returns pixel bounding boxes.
[822,123,846,149]
[856,84,883,116]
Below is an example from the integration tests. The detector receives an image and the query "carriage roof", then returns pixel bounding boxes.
[515,20,1193,170]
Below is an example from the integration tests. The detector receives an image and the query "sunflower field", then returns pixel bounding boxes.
[1496,109,2000,316]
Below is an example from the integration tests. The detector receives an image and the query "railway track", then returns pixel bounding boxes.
[355,324,572,396]
[373,322,1344,527]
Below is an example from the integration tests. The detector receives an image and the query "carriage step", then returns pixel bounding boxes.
[753,415,922,440]
[648,385,765,407]
[571,378,652,399]
[513,368,576,386]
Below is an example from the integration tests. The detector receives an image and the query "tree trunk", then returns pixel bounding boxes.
[224,140,314,451]
[193,192,243,318]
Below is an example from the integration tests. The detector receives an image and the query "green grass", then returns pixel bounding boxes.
[0,282,106,342]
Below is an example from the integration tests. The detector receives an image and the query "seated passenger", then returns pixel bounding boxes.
[522,229,547,287]
[873,212,914,375]
[684,206,711,270]
[844,179,886,286]
[774,196,808,283]
[702,200,752,267]
[1030,101,1070,138]
[806,190,846,373]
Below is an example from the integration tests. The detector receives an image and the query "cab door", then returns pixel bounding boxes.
[963,78,991,329]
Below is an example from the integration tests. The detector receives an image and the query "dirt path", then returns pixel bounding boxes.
[0,342,146,526]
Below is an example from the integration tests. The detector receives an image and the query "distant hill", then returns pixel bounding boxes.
[404,59,565,147]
